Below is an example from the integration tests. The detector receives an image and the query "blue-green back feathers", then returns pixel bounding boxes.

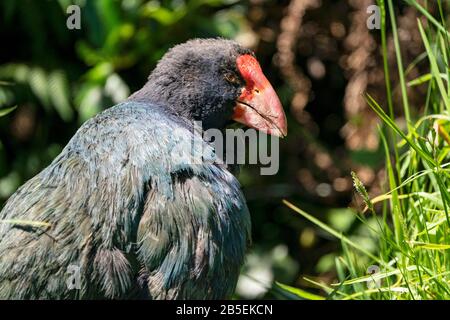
[0,101,250,299]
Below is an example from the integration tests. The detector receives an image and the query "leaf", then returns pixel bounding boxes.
[418,20,450,111]
[141,5,186,26]
[29,67,50,109]
[283,199,383,264]
[335,266,418,286]
[407,73,432,87]
[365,93,436,166]
[407,73,449,87]
[48,71,73,122]
[0,80,14,86]
[78,84,102,121]
[409,241,450,250]
[274,282,325,300]
[0,105,17,117]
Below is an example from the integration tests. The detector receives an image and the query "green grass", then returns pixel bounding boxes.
[281,0,450,300]
[0,81,16,117]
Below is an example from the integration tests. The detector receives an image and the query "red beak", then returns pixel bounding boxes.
[232,54,287,137]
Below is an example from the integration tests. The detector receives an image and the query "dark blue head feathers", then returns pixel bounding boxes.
[129,38,253,130]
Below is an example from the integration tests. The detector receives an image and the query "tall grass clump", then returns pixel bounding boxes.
[282,0,450,299]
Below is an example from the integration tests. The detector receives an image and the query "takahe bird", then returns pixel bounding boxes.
[0,38,287,299]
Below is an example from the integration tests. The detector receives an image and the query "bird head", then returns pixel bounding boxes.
[131,38,287,137]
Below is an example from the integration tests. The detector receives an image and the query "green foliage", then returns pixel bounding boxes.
[282,0,450,300]
[0,0,249,201]
[0,80,16,117]
[0,106,16,118]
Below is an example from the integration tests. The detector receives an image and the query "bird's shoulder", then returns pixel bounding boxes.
[65,102,212,172]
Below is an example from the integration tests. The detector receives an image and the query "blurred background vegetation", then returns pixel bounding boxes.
[0,0,444,299]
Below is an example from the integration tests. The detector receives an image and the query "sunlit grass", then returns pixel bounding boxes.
[282,0,450,300]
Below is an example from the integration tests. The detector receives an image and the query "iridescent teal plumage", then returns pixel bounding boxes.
[0,102,250,299]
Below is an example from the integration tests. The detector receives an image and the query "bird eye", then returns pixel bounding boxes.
[224,73,240,84]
